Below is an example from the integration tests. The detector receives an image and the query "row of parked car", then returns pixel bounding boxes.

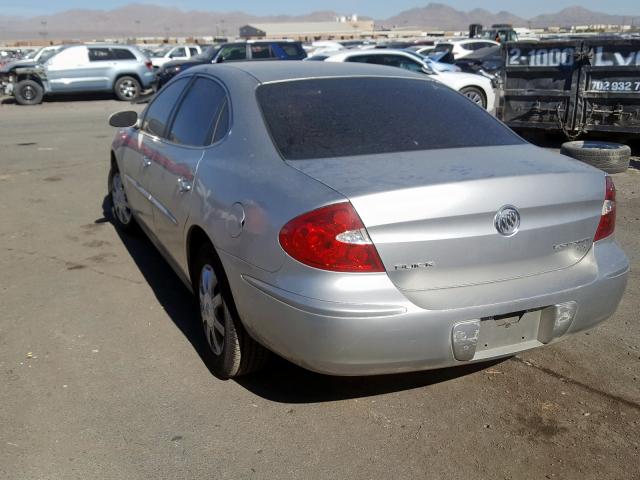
[0,39,500,110]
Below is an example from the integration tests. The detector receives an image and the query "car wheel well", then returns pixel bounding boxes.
[108,151,117,190]
[187,226,221,289]
[114,73,142,85]
[460,85,486,101]
[16,74,43,87]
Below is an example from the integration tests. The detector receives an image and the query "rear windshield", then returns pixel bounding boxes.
[257,77,523,160]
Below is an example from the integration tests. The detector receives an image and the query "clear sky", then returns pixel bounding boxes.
[1,0,639,18]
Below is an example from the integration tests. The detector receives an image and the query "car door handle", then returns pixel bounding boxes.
[142,157,151,168]
[177,177,192,193]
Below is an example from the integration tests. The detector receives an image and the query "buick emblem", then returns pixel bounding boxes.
[494,205,520,237]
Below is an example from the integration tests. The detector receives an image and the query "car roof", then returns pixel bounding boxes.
[193,60,426,84]
[327,48,419,58]
[81,44,139,49]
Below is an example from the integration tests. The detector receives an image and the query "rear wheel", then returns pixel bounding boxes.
[109,166,137,232]
[460,86,487,109]
[560,141,630,174]
[194,244,268,378]
[114,76,141,101]
[14,79,44,105]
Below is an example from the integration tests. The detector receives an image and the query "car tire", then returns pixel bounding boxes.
[108,165,137,232]
[193,244,269,378]
[114,76,141,102]
[560,141,631,174]
[14,79,44,105]
[459,86,487,109]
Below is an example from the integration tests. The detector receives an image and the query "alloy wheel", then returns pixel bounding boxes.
[199,264,226,356]
[111,172,132,225]
[118,80,138,99]
[464,90,484,106]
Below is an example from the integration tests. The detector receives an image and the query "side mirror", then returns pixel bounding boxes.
[421,65,434,75]
[216,56,224,64]
[109,110,138,128]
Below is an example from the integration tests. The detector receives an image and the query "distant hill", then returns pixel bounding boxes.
[380,3,526,30]
[0,4,344,40]
[529,6,639,27]
[0,3,638,40]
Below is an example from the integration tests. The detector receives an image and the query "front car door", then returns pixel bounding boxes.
[168,47,188,61]
[149,75,229,265]
[46,46,93,93]
[121,77,190,229]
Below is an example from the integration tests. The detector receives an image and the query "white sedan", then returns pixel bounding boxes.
[322,49,496,111]
[433,39,500,59]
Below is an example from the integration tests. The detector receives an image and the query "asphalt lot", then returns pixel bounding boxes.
[1,96,639,480]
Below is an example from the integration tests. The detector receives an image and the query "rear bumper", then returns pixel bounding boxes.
[139,70,156,89]
[225,238,629,376]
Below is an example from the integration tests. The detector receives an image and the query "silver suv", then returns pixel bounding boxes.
[7,44,155,105]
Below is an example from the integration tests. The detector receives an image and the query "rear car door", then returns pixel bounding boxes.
[84,47,117,90]
[121,77,190,228]
[249,43,273,60]
[149,76,229,263]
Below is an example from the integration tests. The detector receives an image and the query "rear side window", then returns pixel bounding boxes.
[272,42,306,59]
[142,77,189,138]
[250,44,272,59]
[189,47,199,56]
[113,48,136,60]
[168,77,228,146]
[257,77,523,160]
[212,100,229,143]
[89,48,114,61]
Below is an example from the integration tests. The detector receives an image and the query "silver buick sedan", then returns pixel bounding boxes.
[108,62,629,378]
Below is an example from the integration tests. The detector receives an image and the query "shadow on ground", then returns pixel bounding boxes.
[1,91,155,105]
[100,196,501,404]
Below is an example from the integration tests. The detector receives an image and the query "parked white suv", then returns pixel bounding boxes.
[322,49,496,111]
[151,45,204,69]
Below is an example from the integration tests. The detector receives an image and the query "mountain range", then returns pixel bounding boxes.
[0,3,638,41]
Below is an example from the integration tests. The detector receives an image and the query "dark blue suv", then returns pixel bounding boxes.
[155,41,306,89]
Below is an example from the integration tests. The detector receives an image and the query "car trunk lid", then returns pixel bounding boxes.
[287,144,604,292]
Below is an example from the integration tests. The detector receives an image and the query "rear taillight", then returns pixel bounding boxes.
[594,176,616,242]
[279,202,384,272]
[145,60,153,71]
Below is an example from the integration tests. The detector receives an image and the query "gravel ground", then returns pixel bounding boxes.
[0,97,638,480]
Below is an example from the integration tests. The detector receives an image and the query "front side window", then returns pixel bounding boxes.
[170,47,187,58]
[381,55,423,72]
[48,47,88,67]
[141,77,189,138]
[219,45,247,61]
[168,78,228,146]
[257,77,523,160]
[189,47,199,56]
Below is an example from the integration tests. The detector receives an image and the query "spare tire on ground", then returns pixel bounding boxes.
[560,141,631,174]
